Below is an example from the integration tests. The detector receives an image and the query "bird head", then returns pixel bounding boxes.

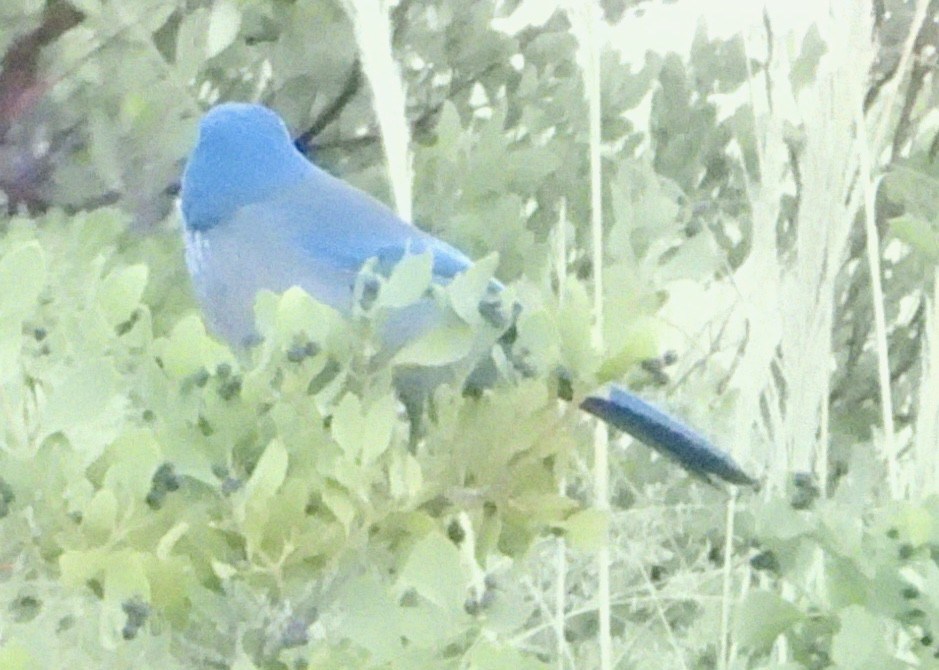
[180,102,311,232]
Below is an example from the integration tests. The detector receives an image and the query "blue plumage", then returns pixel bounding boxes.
[580,387,755,486]
[180,102,755,487]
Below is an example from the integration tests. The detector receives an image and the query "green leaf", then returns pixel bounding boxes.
[321,483,357,532]
[754,497,816,541]
[334,575,403,661]
[97,263,148,327]
[331,393,398,464]
[175,8,209,80]
[559,509,609,551]
[892,501,934,547]
[465,638,551,670]
[230,653,260,670]
[0,643,40,670]
[389,451,424,500]
[448,252,499,325]
[884,161,939,220]
[0,241,45,321]
[380,251,433,309]
[104,550,151,603]
[242,439,289,512]
[0,319,20,384]
[557,280,598,379]
[87,111,123,190]
[82,489,118,541]
[42,358,118,436]
[266,286,347,349]
[831,606,902,669]
[398,531,465,615]
[393,321,475,366]
[211,560,238,581]
[331,393,365,457]
[156,522,190,561]
[102,428,163,498]
[734,590,804,649]
[59,547,109,586]
[68,0,102,14]
[657,231,721,281]
[506,146,561,190]
[514,308,559,373]
[158,314,233,379]
[889,214,939,263]
[597,315,659,382]
[433,101,464,161]
[790,25,827,93]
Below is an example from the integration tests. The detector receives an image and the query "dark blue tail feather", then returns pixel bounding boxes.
[580,385,756,486]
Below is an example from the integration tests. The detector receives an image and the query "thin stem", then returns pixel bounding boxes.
[567,2,612,668]
[342,0,413,221]
[555,197,569,669]
[719,493,737,670]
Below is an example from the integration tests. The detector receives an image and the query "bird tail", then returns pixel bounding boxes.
[580,385,757,487]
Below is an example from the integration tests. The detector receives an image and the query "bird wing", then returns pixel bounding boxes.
[271,168,474,283]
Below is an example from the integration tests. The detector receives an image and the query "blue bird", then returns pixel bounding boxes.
[180,102,755,487]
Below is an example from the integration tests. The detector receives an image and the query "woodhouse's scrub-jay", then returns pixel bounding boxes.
[180,102,755,487]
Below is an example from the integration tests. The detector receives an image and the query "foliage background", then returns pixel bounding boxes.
[2,0,939,668]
